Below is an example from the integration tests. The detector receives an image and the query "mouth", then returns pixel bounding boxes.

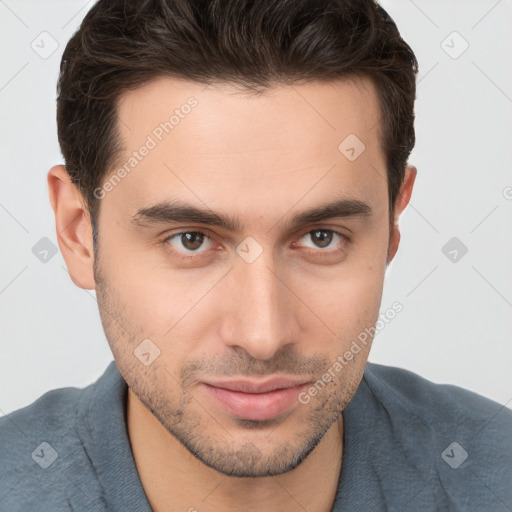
[199,377,311,421]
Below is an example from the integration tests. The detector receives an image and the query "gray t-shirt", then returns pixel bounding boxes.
[1,361,510,511]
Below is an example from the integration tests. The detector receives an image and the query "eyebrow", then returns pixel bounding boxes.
[131,197,372,232]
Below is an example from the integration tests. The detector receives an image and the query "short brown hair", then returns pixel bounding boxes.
[57,0,418,244]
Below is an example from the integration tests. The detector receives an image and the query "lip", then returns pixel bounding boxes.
[200,377,311,421]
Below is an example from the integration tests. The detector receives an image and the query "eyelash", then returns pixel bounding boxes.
[160,228,349,261]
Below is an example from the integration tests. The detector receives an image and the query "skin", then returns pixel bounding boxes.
[48,76,416,512]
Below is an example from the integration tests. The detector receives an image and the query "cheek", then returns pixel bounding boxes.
[300,257,385,358]
[99,245,223,360]
[98,232,168,308]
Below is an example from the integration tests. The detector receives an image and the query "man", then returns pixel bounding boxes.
[1,0,510,511]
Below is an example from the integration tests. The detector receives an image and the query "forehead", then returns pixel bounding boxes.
[108,76,387,223]
[116,76,382,152]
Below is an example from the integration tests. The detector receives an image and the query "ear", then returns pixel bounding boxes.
[387,164,417,264]
[47,165,96,289]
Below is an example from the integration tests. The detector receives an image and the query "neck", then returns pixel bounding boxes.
[127,389,343,512]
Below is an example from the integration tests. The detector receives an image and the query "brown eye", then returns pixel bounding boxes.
[310,230,333,248]
[165,231,213,255]
[180,232,205,251]
[295,229,347,253]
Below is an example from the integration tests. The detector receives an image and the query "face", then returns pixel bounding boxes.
[93,77,392,477]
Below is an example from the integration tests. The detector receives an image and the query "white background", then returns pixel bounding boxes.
[1,0,511,415]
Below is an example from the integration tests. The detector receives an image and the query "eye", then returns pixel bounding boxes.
[164,231,213,254]
[297,229,345,250]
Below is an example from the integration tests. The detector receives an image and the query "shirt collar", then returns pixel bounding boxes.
[77,361,433,512]
[76,361,153,511]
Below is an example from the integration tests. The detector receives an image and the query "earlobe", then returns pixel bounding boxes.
[387,164,417,264]
[47,165,96,290]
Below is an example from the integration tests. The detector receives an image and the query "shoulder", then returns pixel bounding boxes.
[0,384,82,470]
[359,362,512,508]
[0,375,108,511]
[363,362,512,431]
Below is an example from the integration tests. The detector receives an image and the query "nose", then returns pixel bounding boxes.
[218,251,297,361]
